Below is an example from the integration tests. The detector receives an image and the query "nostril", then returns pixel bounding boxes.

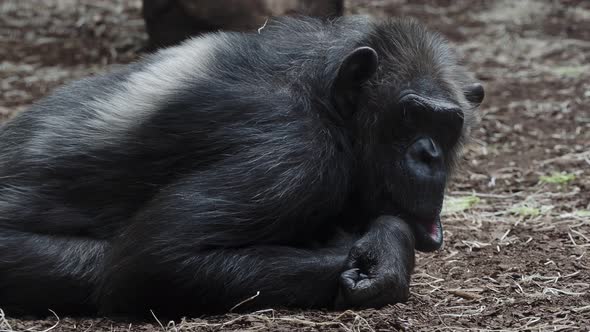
[424,137,441,161]
[405,137,446,182]
[409,137,442,166]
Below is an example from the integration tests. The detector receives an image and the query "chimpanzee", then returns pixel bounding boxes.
[0,16,484,318]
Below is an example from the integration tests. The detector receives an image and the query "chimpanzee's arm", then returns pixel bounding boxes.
[98,176,414,317]
[100,240,351,316]
[100,217,415,318]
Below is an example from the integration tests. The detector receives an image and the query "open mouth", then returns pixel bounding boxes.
[412,214,443,252]
[382,201,444,252]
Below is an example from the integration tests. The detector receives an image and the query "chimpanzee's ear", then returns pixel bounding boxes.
[464,83,485,107]
[332,47,379,118]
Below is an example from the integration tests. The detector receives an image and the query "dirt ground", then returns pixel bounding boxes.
[1,0,589,331]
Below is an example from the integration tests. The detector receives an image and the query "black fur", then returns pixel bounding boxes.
[0,16,482,317]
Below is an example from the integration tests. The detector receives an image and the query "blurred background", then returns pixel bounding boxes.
[0,1,589,331]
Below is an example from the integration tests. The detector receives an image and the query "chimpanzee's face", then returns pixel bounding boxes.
[331,33,484,252]
[354,77,479,252]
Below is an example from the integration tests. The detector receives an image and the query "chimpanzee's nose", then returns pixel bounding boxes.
[405,137,444,177]
[409,137,441,165]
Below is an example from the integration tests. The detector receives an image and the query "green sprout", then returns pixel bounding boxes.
[511,206,541,217]
[539,172,576,185]
[573,210,590,218]
[442,195,480,215]
[551,65,589,78]
[510,203,553,217]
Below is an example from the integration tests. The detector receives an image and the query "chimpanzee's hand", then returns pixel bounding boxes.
[335,216,415,309]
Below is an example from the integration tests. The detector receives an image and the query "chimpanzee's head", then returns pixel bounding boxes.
[332,19,484,252]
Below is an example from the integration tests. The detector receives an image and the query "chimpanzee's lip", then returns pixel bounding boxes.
[383,204,444,252]
[412,214,443,252]
[394,210,443,253]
